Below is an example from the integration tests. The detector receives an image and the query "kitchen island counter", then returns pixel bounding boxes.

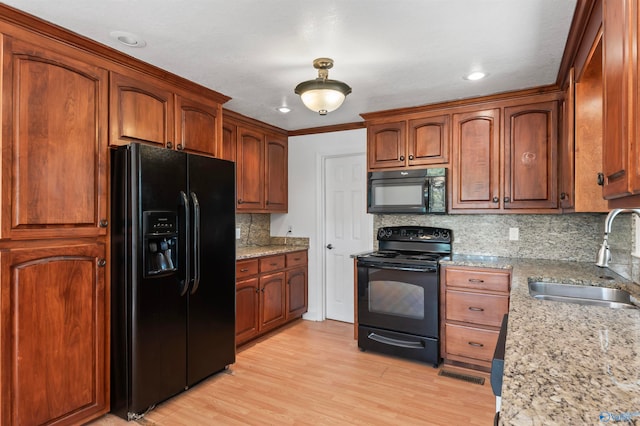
[441,256,640,425]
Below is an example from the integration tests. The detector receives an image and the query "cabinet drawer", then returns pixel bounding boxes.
[236,259,259,279]
[445,268,510,293]
[445,323,499,363]
[286,251,307,268]
[445,290,509,327]
[260,255,285,273]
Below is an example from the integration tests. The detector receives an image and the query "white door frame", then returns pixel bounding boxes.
[318,152,371,321]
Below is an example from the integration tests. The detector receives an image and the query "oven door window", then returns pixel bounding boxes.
[369,280,424,320]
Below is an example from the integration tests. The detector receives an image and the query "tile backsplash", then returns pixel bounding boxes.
[374,213,638,281]
[241,212,639,282]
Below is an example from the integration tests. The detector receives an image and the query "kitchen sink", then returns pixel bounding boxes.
[528,281,638,309]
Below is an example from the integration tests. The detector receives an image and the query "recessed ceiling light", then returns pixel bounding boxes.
[277,106,291,113]
[465,71,487,81]
[110,31,147,48]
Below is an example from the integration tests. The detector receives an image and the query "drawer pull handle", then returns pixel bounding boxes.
[240,268,249,272]
[468,307,484,312]
[293,257,301,261]
[468,278,484,283]
[468,342,484,348]
[270,263,278,266]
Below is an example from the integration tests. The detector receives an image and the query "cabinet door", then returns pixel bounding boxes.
[503,101,558,209]
[236,127,265,210]
[367,121,406,169]
[0,243,108,425]
[408,114,450,166]
[175,94,220,156]
[259,271,286,332]
[1,36,108,240]
[110,71,174,148]
[235,277,260,345]
[602,0,633,198]
[286,266,308,319]
[265,135,288,212]
[451,109,500,209]
[221,122,237,162]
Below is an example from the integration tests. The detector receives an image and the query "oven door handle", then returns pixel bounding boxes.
[358,263,437,273]
[367,332,425,349]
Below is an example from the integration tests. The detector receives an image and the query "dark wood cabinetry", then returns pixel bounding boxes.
[601,0,640,201]
[450,95,560,212]
[0,31,110,425]
[503,101,558,209]
[440,266,511,371]
[451,109,501,210]
[224,110,288,213]
[235,250,307,346]
[1,35,109,241]
[0,242,108,425]
[366,114,449,170]
[110,71,223,157]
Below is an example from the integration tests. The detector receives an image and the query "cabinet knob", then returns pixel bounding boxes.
[177,143,183,150]
[492,197,499,203]
[560,192,567,200]
[504,197,510,203]
[166,141,173,149]
[597,172,605,186]
[408,154,414,160]
[266,200,269,205]
[238,199,244,204]
[255,288,260,293]
[99,219,108,228]
[399,155,405,161]
[97,259,106,267]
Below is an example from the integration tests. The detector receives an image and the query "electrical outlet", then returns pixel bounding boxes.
[509,227,519,241]
[235,227,241,240]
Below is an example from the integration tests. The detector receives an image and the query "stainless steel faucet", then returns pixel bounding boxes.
[596,208,640,267]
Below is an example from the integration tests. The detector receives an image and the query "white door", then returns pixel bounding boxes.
[324,154,372,323]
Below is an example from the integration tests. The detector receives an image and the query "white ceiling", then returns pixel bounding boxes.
[3,0,578,131]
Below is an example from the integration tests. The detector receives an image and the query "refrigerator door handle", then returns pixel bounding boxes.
[190,191,201,295]
[179,191,191,296]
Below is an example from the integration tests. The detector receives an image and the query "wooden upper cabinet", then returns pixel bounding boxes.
[367,121,406,169]
[602,0,635,199]
[175,94,220,157]
[367,116,449,170]
[236,126,266,210]
[1,36,108,240]
[221,122,237,162]
[265,134,288,212]
[601,0,640,202]
[0,242,108,425]
[451,109,501,210]
[110,71,175,148]
[408,114,450,166]
[503,101,558,209]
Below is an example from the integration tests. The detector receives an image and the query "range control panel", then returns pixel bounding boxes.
[377,226,452,243]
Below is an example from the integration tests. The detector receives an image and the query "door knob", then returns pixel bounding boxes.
[326,244,334,250]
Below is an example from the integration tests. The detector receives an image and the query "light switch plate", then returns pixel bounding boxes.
[236,227,241,240]
[509,227,519,241]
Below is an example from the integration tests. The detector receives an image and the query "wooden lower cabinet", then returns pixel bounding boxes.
[235,250,308,346]
[0,242,108,425]
[440,265,510,371]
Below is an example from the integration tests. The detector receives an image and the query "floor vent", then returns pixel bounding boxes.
[438,369,485,385]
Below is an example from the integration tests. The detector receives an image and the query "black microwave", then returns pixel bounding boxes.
[367,168,447,214]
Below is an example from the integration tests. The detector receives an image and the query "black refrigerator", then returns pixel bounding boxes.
[110,143,236,420]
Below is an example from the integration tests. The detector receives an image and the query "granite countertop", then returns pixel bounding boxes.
[236,244,308,260]
[443,255,640,425]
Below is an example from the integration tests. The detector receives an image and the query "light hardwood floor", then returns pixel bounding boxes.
[89,320,495,425]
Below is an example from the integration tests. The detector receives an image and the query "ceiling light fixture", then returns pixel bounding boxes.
[110,31,147,48]
[294,58,352,115]
[465,71,487,81]
[276,106,291,113]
